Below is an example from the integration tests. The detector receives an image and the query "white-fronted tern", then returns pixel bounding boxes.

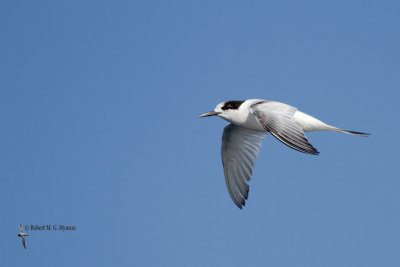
[18,224,29,250]
[199,99,369,209]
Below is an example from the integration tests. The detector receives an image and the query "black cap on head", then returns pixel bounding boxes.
[221,101,244,111]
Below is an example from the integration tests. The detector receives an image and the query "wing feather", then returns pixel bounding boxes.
[221,124,267,209]
[251,101,319,155]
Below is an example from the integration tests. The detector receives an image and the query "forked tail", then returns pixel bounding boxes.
[335,128,370,137]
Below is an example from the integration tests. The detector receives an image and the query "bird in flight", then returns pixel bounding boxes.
[17,224,29,250]
[199,99,369,209]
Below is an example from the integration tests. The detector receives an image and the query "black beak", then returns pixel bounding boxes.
[198,111,220,118]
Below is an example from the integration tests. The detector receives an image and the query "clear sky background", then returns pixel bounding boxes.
[1,1,399,266]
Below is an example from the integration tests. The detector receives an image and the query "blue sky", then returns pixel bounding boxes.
[1,0,399,266]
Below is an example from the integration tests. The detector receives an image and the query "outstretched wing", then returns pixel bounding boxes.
[221,124,267,209]
[22,237,26,249]
[19,224,24,233]
[251,101,319,155]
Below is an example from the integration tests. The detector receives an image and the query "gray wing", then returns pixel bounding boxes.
[221,124,267,209]
[19,224,24,233]
[251,101,319,155]
[22,237,26,249]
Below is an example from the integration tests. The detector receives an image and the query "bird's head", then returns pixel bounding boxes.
[198,100,245,121]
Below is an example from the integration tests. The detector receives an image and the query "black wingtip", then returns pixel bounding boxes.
[235,200,245,209]
[242,187,250,206]
[343,130,370,137]
[304,144,320,155]
[312,151,319,155]
[311,148,320,155]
